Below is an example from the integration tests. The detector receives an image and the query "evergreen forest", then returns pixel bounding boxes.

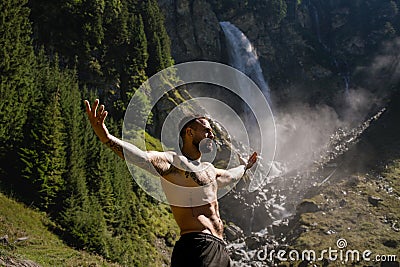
[1,0,179,266]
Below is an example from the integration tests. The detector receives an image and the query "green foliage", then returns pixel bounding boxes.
[384,21,397,36]
[208,0,287,27]
[124,90,153,129]
[111,13,149,113]
[253,0,287,27]
[0,0,35,179]
[140,0,173,76]
[0,193,121,266]
[1,0,178,265]
[29,0,173,121]
[19,53,68,210]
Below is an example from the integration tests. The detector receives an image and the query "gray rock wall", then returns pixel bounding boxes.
[158,0,222,62]
[158,0,400,105]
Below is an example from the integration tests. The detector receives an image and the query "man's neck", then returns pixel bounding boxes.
[181,145,201,162]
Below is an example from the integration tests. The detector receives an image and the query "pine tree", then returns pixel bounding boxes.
[29,0,106,87]
[0,0,36,181]
[3,0,180,264]
[58,67,90,215]
[95,141,116,225]
[28,0,63,51]
[19,53,66,210]
[140,0,173,76]
[123,14,148,102]
[61,89,112,256]
[62,193,110,257]
[76,0,106,84]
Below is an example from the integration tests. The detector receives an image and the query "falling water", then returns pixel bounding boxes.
[219,21,271,105]
[307,1,352,94]
[218,21,285,242]
[311,4,322,43]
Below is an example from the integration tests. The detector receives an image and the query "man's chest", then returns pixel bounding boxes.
[183,167,215,186]
[165,162,217,187]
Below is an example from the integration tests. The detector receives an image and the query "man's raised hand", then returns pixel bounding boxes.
[84,99,110,143]
[238,151,258,171]
[246,152,258,171]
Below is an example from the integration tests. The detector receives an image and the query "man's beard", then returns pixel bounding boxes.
[194,138,214,153]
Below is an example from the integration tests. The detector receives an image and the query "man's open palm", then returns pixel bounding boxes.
[84,99,110,143]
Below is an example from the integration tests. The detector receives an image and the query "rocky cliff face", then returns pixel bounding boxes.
[155,3,400,264]
[157,0,222,62]
[158,0,400,105]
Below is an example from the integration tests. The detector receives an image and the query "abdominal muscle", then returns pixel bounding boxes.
[171,201,224,239]
[162,162,224,239]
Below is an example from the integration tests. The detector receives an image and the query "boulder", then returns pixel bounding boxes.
[368,196,383,207]
[245,236,261,250]
[382,239,398,248]
[297,199,320,214]
[225,223,244,242]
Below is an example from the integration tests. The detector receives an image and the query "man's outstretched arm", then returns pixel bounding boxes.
[84,99,172,175]
[216,152,258,187]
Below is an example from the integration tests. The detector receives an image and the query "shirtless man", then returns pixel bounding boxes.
[85,99,257,267]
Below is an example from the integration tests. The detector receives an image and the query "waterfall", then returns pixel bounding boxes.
[307,2,352,95]
[334,59,351,95]
[311,4,322,43]
[219,21,271,105]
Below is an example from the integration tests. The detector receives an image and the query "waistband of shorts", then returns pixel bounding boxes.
[179,232,227,246]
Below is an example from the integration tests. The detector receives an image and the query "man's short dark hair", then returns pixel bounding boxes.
[179,115,209,139]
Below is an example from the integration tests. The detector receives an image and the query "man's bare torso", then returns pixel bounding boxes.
[162,155,224,239]
[85,100,256,242]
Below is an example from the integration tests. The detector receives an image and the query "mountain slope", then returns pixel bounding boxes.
[0,192,121,267]
[285,92,400,266]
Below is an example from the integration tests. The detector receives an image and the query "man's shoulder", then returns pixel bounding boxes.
[149,150,176,158]
[163,151,177,157]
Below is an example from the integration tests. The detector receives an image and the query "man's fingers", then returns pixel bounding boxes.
[237,153,245,165]
[101,111,108,123]
[84,100,91,116]
[248,152,257,162]
[245,152,258,170]
[98,104,105,115]
[92,99,99,117]
[251,152,258,163]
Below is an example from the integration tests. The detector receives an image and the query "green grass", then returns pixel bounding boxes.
[0,193,121,267]
[287,160,400,266]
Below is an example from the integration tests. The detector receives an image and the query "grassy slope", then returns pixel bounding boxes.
[0,193,121,267]
[293,165,399,266]
[0,132,180,267]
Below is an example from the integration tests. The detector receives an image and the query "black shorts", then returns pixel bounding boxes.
[171,232,231,267]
